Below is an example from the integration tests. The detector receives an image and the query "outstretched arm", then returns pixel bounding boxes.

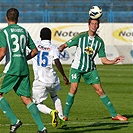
[101,56,124,65]
[54,58,70,85]
[58,43,68,52]
[26,48,38,60]
[0,47,6,61]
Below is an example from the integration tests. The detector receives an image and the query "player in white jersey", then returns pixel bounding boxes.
[32,27,69,127]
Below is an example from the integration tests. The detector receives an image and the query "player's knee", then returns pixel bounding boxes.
[21,96,32,105]
[96,89,105,96]
[70,88,77,94]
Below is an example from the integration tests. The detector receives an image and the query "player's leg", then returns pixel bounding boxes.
[63,68,80,121]
[36,103,58,128]
[0,94,19,125]
[92,83,127,121]
[32,80,52,114]
[84,69,127,121]
[51,95,63,119]
[50,92,66,127]
[0,95,22,133]
[0,74,22,133]
[63,82,78,121]
[47,82,66,127]
[84,69,117,117]
[36,102,58,127]
[16,76,47,132]
[92,83,117,117]
[32,80,58,127]
[21,96,47,132]
[49,83,63,119]
[37,103,52,114]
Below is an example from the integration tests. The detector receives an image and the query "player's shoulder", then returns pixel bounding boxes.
[95,34,104,42]
[76,31,87,37]
[71,31,87,40]
[0,25,9,33]
[79,31,88,35]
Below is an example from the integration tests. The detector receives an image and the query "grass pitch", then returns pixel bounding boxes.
[0,64,132,133]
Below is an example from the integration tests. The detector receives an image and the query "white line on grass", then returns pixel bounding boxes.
[0,121,129,127]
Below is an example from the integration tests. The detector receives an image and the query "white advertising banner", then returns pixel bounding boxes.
[0,23,132,64]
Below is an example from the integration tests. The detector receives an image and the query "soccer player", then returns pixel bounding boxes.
[31,27,69,127]
[59,18,128,122]
[0,8,47,133]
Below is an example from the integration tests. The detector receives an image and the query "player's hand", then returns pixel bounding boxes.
[114,55,125,64]
[63,76,70,85]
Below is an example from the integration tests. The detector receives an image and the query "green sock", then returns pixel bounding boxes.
[64,93,74,118]
[0,97,18,124]
[27,102,44,131]
[100,94,117,117]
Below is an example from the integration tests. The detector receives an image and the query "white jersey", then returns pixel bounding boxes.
[32,40,60,83]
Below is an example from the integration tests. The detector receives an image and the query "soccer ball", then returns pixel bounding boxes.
[89,6,102,19]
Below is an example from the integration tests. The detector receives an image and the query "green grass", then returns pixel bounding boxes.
[0,64,133,133]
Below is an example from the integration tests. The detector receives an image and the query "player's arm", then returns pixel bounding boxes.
[58,43,68,52]
[54,58,70,85]
[26,48,38,60]
[59,34,80,52]
[0,47,6,61]
[101,56,124,65]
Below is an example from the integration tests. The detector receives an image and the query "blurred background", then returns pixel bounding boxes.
[0,0,132,23]
[0,0,132,64]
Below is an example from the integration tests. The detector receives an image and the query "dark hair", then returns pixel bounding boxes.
[88,17,100,25]
[6,8,19,23]
[40,27,51,40]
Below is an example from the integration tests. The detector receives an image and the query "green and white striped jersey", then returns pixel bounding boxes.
[0,24,36,75]
[66,31,106,72]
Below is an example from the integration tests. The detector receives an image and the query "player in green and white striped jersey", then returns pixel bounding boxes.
[59,18,127,122]
[66,30,105,72]
[0,8,47,133]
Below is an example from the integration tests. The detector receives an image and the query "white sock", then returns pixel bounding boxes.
[37,104,52,114]
[52,96,63,119]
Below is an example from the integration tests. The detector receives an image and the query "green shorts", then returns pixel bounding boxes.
[70,68,100,84]
[0,73,31,97]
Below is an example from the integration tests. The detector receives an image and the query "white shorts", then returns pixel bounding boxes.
[32,78,61,104]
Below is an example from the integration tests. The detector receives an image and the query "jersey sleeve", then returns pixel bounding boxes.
[66,31,88,48]
[66,34,80,48]
[98,40,106,58]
